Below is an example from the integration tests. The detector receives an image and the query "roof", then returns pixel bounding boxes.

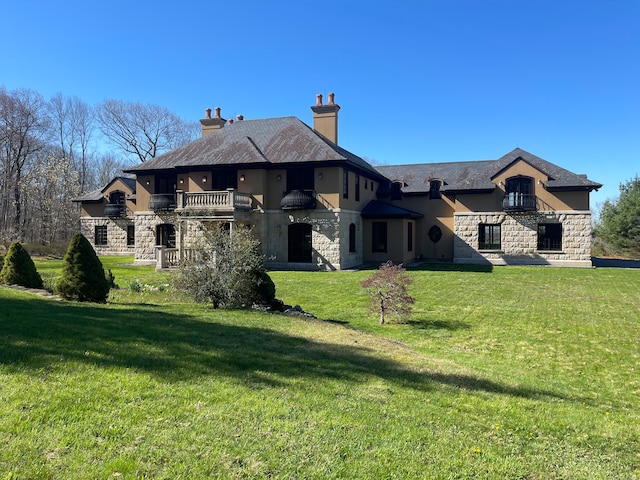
[376,160,497,194]
[375,148,602,194]
[491,148,602,191]
[361,200,423,219]
[124,116,385,180]
[72,176,137,203]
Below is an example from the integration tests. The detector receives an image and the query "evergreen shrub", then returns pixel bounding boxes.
[0,242,44,289]
[56,233,110,302]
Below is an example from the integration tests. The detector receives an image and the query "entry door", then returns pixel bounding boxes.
[288,223,312,263]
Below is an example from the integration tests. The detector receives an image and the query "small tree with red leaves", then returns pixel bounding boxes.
[361,261,415,324]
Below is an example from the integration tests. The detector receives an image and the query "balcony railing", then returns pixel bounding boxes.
[175,189,252,213]
[502,193,537,212]
[149,194,177,212]
[104,203,126,217]
[155,247,203,270]
[281,190,317,210]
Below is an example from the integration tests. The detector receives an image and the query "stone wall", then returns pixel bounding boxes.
[453,210,593,267]
[134,208,361,271]
[262,209,362,271]
[133,212,180,264]
[79,217,135,256]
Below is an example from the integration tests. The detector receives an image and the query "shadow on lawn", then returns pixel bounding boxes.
[408,318,471,331]
[0,293,566,402]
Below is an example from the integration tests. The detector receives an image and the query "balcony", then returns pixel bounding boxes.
[149,194,177,212]
[281,190,317,210]
[503,193,537,212]
[175,189,252,214]
[104,203,126,217]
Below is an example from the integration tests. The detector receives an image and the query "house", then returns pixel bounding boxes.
[73,176,137,255]
[74,94,602,269]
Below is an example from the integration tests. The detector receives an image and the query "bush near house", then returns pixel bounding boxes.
[56,233,111,303]
[0,242,44,289]
[175,224,276,308]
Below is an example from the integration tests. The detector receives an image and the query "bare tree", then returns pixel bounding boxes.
[92,153,134,188]
[361,261,415,324]
[96,99,198,163]
[0,87,50,241]
[50,93,95,191]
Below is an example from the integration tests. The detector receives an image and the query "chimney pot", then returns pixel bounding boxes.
[229,119,234,125]
[310,92,340,144]
[236,114,244,121]
[200,107,226,136]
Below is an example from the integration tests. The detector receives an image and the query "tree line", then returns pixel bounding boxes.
[594,176,640,259]
[0,85,198,247]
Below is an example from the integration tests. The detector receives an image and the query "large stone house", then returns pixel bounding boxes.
[74,94,602,269]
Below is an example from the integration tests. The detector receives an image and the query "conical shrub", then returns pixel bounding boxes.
[56,233,110,302]
[0,242,43,289]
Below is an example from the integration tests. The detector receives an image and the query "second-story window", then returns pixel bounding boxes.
[355,174,360,201]
[212,169,238,190]
[287,167,314,192]
[505,176,534,210]
[343,169,349,199]
[156,175,177,194]
[109,191,125,204]
[429,179,442,199]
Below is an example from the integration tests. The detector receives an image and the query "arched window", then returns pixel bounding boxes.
[429,179,442,200]
[390,181,404,200]
[504,176,535,210]
[109,191,125,204]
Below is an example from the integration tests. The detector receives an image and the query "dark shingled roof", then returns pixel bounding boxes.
[361,200,423,219]
[376,160,497,194]
[124,116,384,180]
[375,148,602,194]
[72,188,103,202]
[72,176,137,203]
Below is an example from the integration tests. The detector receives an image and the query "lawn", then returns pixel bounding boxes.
[0,258,638,479]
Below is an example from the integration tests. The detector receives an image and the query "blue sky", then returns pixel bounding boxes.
[1,0,638,212]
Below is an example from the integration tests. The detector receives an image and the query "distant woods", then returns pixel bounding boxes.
[0,86,198,246]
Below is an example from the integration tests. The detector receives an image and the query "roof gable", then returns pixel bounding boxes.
[491,148,602,191]
[102,176,136,194]
[73,176,136,203]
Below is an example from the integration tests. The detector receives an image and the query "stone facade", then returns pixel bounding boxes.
[132,212,180,264]
[453,210,593,267]
[79,217,135,256]
[261,209,362,271]
[80,207,363,271]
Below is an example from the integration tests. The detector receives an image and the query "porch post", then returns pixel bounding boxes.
[156,245,166,271]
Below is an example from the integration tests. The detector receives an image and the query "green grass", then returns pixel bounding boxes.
[1,259,639,478]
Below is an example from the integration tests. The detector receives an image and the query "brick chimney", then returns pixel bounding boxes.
[311,93,340,144]
[200,107,226,137]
